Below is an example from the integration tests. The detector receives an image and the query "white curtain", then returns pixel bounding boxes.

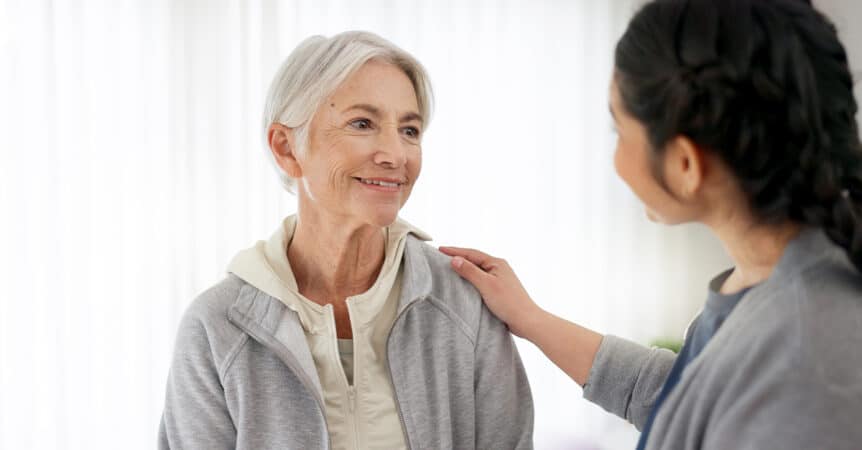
[9,0,858,449]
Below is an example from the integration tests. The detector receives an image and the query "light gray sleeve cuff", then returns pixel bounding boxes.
[582,334,676,430]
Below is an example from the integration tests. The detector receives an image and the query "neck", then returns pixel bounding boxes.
[705,207,801,294]
[287,203,386,303]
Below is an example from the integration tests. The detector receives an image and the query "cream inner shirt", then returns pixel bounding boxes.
[227,215,431,450]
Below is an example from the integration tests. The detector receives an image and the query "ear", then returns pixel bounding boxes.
[268,123,302,179]
[663,135,705,200]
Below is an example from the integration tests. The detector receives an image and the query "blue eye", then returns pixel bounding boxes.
[349,119,372,130]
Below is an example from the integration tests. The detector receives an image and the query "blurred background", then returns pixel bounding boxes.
[0,0,859,448]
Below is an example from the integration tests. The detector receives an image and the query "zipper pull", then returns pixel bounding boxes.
[347,386,356,412]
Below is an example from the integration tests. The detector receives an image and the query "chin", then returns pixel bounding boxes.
[362,208,401,228]
[645,208,673,224]
[645,208,688,226]
[645,209,659,223]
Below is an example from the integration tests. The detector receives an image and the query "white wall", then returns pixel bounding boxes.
[816,0,862,127]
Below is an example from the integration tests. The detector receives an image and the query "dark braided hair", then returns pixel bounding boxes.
[615,0,862,271]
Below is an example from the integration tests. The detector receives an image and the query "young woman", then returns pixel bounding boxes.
[441,0,862,448]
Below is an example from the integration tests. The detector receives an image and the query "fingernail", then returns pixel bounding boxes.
[452,257,463,268]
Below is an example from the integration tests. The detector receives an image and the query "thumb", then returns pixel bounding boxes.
[450,256,493,289]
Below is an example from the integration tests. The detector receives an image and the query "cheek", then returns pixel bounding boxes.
[613,140,636,186]
[613,143,624,178]
[299,155,352,201]
[322,142,363,187]
[615,140,660,202]
[409,147,422,181]
[326,162,351,191]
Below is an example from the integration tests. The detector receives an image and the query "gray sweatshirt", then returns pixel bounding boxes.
[584,228,862,449]
[158,236,534,450]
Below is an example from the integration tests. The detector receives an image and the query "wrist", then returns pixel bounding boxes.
[510,305,547,340]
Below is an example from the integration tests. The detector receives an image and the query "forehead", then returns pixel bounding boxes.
[608,77,621,107]
[328,60,419,111]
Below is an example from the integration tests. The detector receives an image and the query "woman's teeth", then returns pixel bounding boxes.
[359,178,399,187]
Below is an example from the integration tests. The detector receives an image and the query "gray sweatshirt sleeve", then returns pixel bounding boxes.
[158,309,237,450]
[582,334,676,430]
[473,303,535,449]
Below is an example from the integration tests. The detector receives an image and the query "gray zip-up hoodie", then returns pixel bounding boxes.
[158,235,534,450]
[584,228,862,449]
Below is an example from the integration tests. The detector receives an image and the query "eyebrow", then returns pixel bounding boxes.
[400,111,424,125]
[343,103,424,125]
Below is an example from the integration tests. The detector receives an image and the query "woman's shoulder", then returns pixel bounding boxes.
[746,238,862,345]
[781,229,862,318]
[408,236,481,297]
[404,236,485,330]
[171,275,248,361]
[705,252,862,379]
[792,260,862,390]
[736,255,862,390]
[183,274,248,323]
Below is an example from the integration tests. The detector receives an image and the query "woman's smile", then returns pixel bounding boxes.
[354,176,406,193]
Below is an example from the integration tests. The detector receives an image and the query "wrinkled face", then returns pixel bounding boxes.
[610,77,687,224]
[296,59,423,227]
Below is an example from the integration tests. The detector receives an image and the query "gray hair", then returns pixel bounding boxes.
[262,31,434,193]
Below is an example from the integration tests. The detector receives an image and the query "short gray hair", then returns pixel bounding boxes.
[262,31,434,192]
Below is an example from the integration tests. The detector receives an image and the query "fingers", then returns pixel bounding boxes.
[448,255,494,289]
[438,246,497,270]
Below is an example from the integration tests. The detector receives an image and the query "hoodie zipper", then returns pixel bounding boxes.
[335,302,363,450]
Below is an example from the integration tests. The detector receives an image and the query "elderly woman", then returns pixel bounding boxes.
[158,31,533,450]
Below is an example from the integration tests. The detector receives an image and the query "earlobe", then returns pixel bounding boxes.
[678,136,705,199]
[664,135,705,200]
[268,123,302,178]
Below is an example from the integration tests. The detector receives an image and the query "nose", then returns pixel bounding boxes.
[373,126,408,168]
